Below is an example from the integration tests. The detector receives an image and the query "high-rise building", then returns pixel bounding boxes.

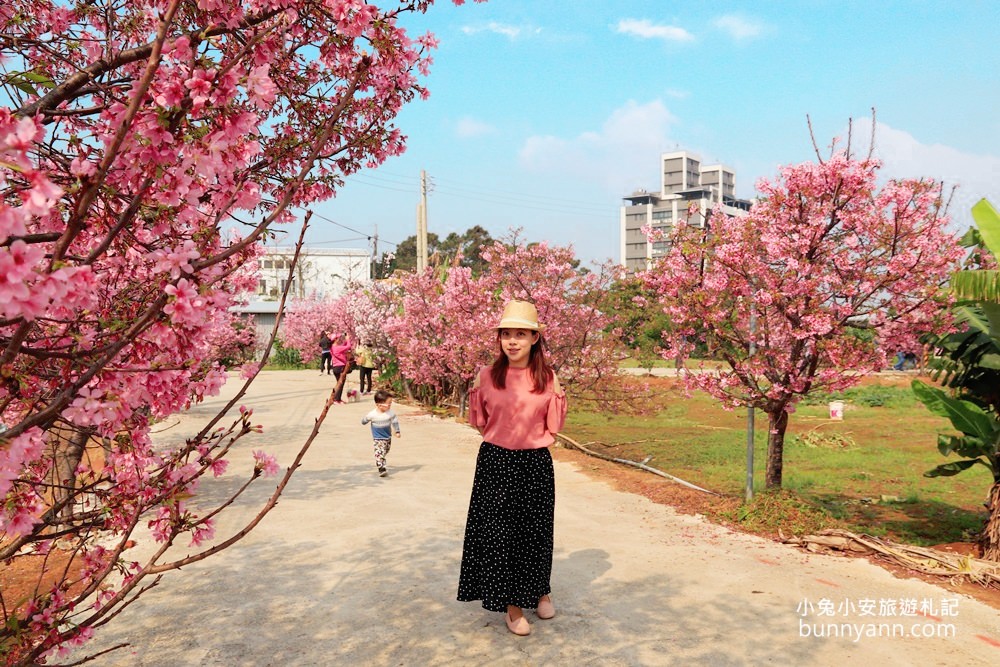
[620,151,751,273]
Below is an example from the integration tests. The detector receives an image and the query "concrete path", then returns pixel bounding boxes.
[59,371,1000,666]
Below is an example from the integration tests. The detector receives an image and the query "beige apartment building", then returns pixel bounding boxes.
[620,150,751,273]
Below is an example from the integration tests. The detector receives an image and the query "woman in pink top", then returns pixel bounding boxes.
[457,300,567,637]
[329,335,353,404]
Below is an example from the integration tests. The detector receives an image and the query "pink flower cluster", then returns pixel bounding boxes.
[1,0,475,660]
[644,151,962,412]
[280,236,628,414]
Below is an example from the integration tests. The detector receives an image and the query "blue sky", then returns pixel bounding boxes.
[301,0,1000,267]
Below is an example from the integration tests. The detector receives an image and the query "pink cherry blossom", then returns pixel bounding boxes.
[252,450,280,477]
[0,0,476,660]
[644,150,962,489]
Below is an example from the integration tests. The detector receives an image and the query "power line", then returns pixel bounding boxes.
[307,237,371,245]
[343,174,616,220]
[343,175,416,195]
[300,208,372,240]
[295,208,399,250]
[432,184,615,218]
[346,169,616,213]
[433,177,614,213]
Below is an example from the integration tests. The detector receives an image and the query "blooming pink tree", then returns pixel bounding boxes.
[477,239,631,404]
[644,151,964,489]
[281,296,353,363]
[281,279,400,369]
[385,264,495,409]
[0,0,478,662]
[385,237,643,414]
[343,278,402,366]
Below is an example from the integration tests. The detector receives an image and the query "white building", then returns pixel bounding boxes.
[235,246,372,356]
[255,246,371,300]
[620,151,751,273]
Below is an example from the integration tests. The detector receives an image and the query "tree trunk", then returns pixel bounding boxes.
[47,426,93,527]
[765,409,789,490]
[981,481,1000,561]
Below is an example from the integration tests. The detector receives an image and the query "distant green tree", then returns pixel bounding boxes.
[383,232,441,274]
[383,225,495,275]
[438,225,495,274]
[600,276,672,368]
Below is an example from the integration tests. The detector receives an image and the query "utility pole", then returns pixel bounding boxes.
[371,224,378,280]
[416,169,429,272]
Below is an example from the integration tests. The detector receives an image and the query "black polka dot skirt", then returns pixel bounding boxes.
[457,442,554,613]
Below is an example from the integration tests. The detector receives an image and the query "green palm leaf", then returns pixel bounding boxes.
[972,198,1000,258]
[952,270,1000,301]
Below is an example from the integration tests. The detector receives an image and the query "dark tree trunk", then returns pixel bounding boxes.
[981,482,1000,561]
[765,409,789,490]
[48,426,93,526]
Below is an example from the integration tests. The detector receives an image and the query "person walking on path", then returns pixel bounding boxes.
[457,300,567,637]
[355,341,376,394]
[329,334,353,403]
[318,332,332,375]
[361,390,401,477]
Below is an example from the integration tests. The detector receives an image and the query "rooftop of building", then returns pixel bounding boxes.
[261,246,370,257]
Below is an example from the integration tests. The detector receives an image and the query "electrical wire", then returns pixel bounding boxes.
[296,208,399,249]
[306,168,619,251]
[344,170,616,218]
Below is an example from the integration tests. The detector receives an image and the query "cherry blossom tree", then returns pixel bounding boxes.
[477,239,635,405]
[644,150,964,490]
[385,263,495,409]
[343,278,401,367]
[280,279,399,373]
[281,296,353,364]
[0,0,479,662]
[384,237,646,414]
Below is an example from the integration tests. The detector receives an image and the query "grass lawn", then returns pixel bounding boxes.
[618,356,728,370]
[565,374,993,546]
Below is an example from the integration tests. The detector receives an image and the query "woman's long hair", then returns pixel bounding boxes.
[489,331,554,393]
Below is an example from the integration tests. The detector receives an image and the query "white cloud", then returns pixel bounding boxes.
[852,118,1000,230]
[615,18,694,43]
[460,22,539,40]
[454,117,496,139]
[519,99,677,194]
[712,14,767,41]
[665,88,690,100]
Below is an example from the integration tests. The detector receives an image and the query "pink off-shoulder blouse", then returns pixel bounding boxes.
[468,366,567,450]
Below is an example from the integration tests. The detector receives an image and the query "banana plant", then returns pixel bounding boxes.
[914,198,1000,559]
[952,199,1000,336]
[923,304,1000,412]
[913,380,1000,481]
[913,379,1000,560]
